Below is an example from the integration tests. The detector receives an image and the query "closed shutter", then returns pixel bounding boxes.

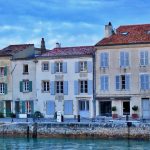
[51,63,55,74]
[50,81,55,95]
[4,83,7,94]
[74,80,79,95]
[88,80,93,95]
[64,100,73,115]
[116,75,120,90]
[46,101,55,115]
[22,101,26,114]
[29,101,34,114]
[4,66,7,76]
[75,62,79,73]
[29,81,32,92]
[20,81,23,92]
[105,76,109,90]
[87,61,92,73]
[63,62,67,73]
[125,52,129,67]
[125,75,130,90]
[120,52,124,67]
[64,81,68,95]
[100,76,104,90]
[145,51,148,65]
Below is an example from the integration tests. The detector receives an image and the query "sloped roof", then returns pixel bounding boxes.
[96,24,150,46]
[40,46,94,57]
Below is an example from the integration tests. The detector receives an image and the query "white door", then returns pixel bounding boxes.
[79,100,89,118]
[56,100,63,115]
[142,99,150,119]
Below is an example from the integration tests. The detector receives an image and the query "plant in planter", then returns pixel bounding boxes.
[112,106,118,119]
[132,105,139,119]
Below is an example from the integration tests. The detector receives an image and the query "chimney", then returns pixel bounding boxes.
[41,38,46,52]
[56,42,61,48]
[105,22,114,38]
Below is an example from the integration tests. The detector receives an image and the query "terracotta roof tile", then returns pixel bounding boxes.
[96,24,150,46]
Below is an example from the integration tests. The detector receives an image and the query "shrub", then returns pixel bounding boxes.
[132,105,138,112]
[9,112,16,118]
[0,112,4,118]
[112,106,117,112]
[33,111,44,118]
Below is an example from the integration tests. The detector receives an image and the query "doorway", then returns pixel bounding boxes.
[79,100,89,118]
[5,101,11,117]
[123,101,130,115]
[142,98,150,119]
[99,101,111,116]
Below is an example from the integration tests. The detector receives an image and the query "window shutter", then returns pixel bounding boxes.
[22,101,26,114]
[88,80,93,95]
[64,81,68,95]
[105,76,109,90]
[74,80,79,95]
[29,101,34,114]
[4,83,7,94]
[46,101,55,115]
[125,52,129,67]
[140,75,144,90]
[50,81,55,95]
[64,100,73,115]
[29,81,32,92]
[116,75,120,90]
[100,76,104,90]
[20,81,23,92]
[125,75,130,90]
[4,66,7,76]
[145,51,148,65]
[105,53,109,67]
[0,101,4,113]
[75,62,79,73]
[51,63,55,74]
[120,52,124,67]
[145,75,149,89]
[63,62,67,73]
[87,61,92,73]
[100,53,103,67]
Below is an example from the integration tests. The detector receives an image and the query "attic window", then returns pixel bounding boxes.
[147,31,150,34]
[121,32,128,35]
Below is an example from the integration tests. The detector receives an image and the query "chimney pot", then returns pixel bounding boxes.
[56,42,61,48]
[105,22,114,38]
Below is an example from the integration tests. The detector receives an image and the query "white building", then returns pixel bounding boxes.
[36,45,94,118]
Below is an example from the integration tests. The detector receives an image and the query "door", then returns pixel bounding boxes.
[15,101,20,114]
[79,100,89,118]
[123,101,130,115]
[99,101,111,116]
[6,101,11,117]
[142,99,150,119]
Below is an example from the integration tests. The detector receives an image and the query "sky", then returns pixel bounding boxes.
[0,0,150,49]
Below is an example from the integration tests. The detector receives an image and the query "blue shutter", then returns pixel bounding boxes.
[29,101,34,114]
[100,53,103,67]
[125,75,130,90]
[100,76,104,90]
[74,80,79,95]
[120,52,124,67]
[87,61,92,73]
[116,75,120,90]
[4,66,7,76]
[140,75,144,90]
[46,101,55,115]
[140,52,144,66]
[125,52,129,67]
[4,83,7,94]
[20,81,23,92]
[145,75,149,89]
[104,53,108,67]
[63,62,67,73]
[51,63,55,74]
[88,80,93,95]
[50,81,55,95]
[75,62,79,73]
[64,100,73,115]
[105,76,109,90]
[64,81,68,95]
[22,101,25,114]
[29,81,32,92]
[145,51,148,65]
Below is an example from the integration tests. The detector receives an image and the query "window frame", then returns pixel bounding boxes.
[55,62,63,73]
[42,62,49,71]
[42,80,50,92]
[23,80,29,92]
[100,52,109,68]
[79,61,87,72]
[140,51,148,66]
[0,83,5,94]
[23,64,29,74]
[100,75,109,91]
[55,81,64,94]
[0,67,4,76]
[120,51,129,68]
[80,80,88,94]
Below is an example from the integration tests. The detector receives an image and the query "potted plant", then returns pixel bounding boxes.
[112,106,118,119]
[132,105,139,119]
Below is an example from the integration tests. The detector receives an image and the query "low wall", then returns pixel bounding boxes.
[0,122,150,139]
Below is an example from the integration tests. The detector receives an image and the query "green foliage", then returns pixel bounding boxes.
[132,105,138,111]
[0,112,4,118]
[33,111,44,118]
[9,112,16,118]
[112,106,117,112]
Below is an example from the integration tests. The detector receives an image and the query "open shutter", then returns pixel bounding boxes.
[120,52,124,67]
[105,76,109,90]
[64,100,73,115]
[74,80,79,95]
[140,75,144,90]
[125,75,130,90]
[100,53,103,67]
[116,75,120,90]
[64,81,68,95]
[4,66,7,76]
[88,80,93,95]
[100,76,104,90]
[22,101,26,114]
[63,62,67,73]
[51,63,55,74]
[50,81,55,95]
[46,101,55,115]
[87,61,92,73]
[145,75,149,90]
[125,52,129,67]
[75,62,79,73]
[29,101,34,114]
[105,53,109,67]
[4,83,7,94]
[145,51,148,65]
[29,81,32,92]
[20,81,23,92]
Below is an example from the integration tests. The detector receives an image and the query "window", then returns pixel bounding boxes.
[80,80,88,93]
[55,62,63,73]
[0,83,4,94]
[42,81,50,92]
[42,62,49,71]
[100,52,109,68]
[79,100,89,111]
[23,80,29,92]
[120,52,129,68]
[116,75,130,90]
[0,67,4,76]
[140,74,149,90]
[100,76,109,91]
[140,51,148,66]
[55,81,63,94]
[79,61,87,72]
[23,64,28,74]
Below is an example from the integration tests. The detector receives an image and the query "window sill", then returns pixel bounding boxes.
[42,91,50,93]
[80,71,88,73]
[23,72,29,75]
[42,70,49,72]
[22,91,30,93]
[0,93,4,95]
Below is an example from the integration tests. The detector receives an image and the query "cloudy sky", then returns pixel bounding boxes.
[0,0,150,49]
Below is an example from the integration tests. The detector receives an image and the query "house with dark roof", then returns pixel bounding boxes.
[95,22,150,119]
[35,44,95,118]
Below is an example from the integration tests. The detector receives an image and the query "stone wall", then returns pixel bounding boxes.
[0,122,150,139]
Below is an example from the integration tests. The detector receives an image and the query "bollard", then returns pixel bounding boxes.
[77,115,80,122]
[61,115,64,122]
[32,123,37,138]
[127,121,132,127]
[27,126,30,138]
[126,115,129,121]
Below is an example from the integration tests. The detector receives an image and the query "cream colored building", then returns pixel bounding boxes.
[95,23,150,119]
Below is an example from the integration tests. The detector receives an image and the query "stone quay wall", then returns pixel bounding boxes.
[0,122,150,140]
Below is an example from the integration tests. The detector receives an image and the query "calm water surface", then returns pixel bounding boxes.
[0,137,150,150]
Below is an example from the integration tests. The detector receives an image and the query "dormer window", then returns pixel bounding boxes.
[121,32,128,35]
[147,31,150,34]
